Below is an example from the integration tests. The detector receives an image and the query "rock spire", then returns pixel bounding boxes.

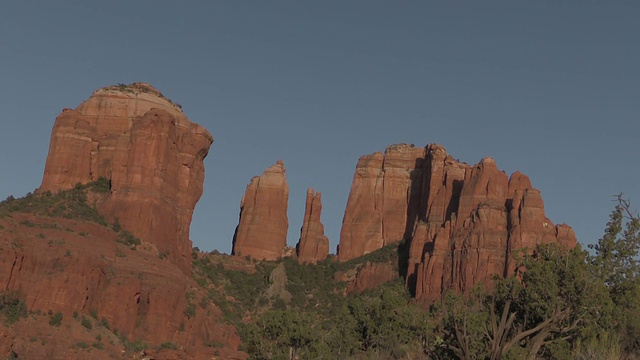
[232,161,289,260]
[296,188,329,263]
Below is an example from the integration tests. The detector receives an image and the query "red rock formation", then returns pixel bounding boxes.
[0,213,245,359]
[333,261,398,294]
[338,144,577,302]
[338,144,426,261]
[346,262,398,294]
[296,188,329,263]
[38,83,212,272]
[232,161,289,260]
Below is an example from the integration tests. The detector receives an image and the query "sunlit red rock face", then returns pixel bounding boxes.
[338,144,576,302]
[38,83,213,272]
[0,214,245,359]
[338,144,426,261]
[232,161,289,260]
[296,188,329,263]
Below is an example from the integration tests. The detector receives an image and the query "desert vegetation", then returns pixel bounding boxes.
[0,177,110,224]
[190,196,640,359]
[0,178,141,249]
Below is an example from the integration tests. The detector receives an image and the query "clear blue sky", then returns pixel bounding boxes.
[1,1,639,254]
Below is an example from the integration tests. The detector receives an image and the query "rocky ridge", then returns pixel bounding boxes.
[338,143,576,301]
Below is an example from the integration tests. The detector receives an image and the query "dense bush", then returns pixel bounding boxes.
[117,333,147,352]
[81,317,92,330]
[49,312,63,327]
[159,342,178,350]
[0,292,27,325]
[242,279,429,359]
[116,230,141,247]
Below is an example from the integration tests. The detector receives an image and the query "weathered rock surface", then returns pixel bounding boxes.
[296,188,329,263]
[263,263,293,302]
[38,83,213,272]
[338,144,577,302]
[338,144,426,261]
[232,161,289,260]
[0,213,245,359]
[346,262,398,294]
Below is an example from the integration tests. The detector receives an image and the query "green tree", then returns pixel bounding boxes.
[244,309,319,359]
[493,245,613,359]
[434,244,614,360]
[49,312,63,327]
[321,305,359,357]
[434,289,489,360]
[589,195,640,353]
[346,281,429,357]
[0,292,27,325]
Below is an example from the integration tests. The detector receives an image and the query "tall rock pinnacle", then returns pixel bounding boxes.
[296,188,329,263]
[232,161,289,260]
[39,83,213,272]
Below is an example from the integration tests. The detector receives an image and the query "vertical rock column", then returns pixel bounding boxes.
[232,161,289,260]
[296,188,329,263]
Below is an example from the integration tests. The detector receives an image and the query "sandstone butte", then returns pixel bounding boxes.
[38,82,213,273]
[296,188,330,263]
[338,143,577,302]
[232,160,289,260]
[0,83,246,359]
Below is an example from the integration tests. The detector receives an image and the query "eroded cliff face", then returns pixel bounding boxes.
[338,144,576,302]
[338,144,426,261]
[296,188,329,264]
[38,83,212,272]
[232,161,289,260]
[0,213,245,359]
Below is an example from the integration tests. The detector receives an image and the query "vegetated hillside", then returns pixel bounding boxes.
[0,181,244,360]
[1,182,640,359]
[193,239,424,359]
[193,201,640,360]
